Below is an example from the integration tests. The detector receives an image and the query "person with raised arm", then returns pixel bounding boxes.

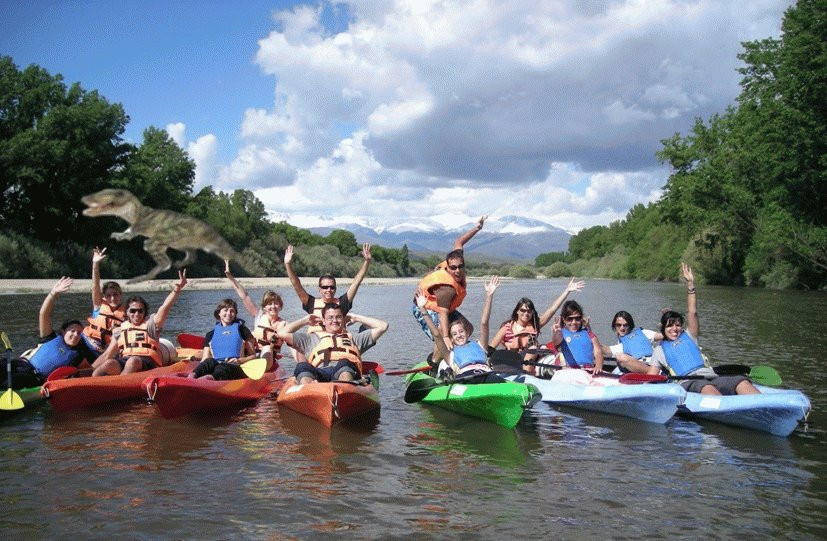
[488,277,585,374]
[82,246,126,353]
[412,215,487,363]
[224,259,285,368]
[92,270,188,376]
[549,300,604,374]
[277,305,388,384]
[415,275,505,383]
[647,263,760,395]
[283,242,372,333]
[0,277,98,390]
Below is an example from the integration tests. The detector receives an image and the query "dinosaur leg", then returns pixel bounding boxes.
[173,249,198,269]
[127,240,172,284]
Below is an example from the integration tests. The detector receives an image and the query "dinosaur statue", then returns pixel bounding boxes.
[82,188,255,283]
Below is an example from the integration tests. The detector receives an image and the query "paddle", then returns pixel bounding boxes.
[404,372,499,404]
[177,333,205,349]
[0,331,24,411]
[240,358,267,380]
[619,365,782,386]
[361,361,384,374]
[386,365,432,376]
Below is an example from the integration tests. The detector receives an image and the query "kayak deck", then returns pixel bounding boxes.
[406,363,539,428]
[276,377,380,427]
[513,370,687,424]
[679,384,811,436]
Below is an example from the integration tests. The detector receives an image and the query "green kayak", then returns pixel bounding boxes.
[404,362,540,428]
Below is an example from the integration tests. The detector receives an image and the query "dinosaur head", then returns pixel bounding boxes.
[82,189,140,220]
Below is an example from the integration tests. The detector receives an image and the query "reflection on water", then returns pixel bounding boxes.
[0,281,826,538]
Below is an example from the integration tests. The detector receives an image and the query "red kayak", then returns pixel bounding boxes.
[42,360,198,411]
[143,365,288,419]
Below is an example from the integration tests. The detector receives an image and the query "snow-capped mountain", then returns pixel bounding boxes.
[307,215,571,261]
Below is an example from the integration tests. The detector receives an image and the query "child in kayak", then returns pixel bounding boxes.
[548,300,605,374]
[415,275,504,383]
[189,298,259,380]
[647,263,760,395]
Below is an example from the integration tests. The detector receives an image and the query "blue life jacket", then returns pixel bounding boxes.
[660,331,705,376]
[560,328,594,368]
[452,342,487,369]
[27,334,87,376]
[210,321,245,361]
[619,327,653,359]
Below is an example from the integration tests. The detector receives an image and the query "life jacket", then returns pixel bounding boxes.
[308,298,339,333]
[560,328,594,368]
[451,341,488,369]
[83,303,126,346]
[306,332,363,373]
[619,327,653,359]
[27,334,84,376]
[502,321,538,351]
[660,331,706,376]
[253,314,283,350]
[416,265,467,312]
[209,321,245,361]
[117,322,162,367]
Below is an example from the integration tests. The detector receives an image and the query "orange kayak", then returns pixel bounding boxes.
[143,366,288,419]
[42,360,197,411]
[276,377,380,427]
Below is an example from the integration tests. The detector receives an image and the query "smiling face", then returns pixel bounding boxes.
[563,311,583,332]
[102,285,122,308]
[61,323,84,347]
[516,303,534,325]
[663,319,683,341]
[613,316,631,337]
[218,305,237,326]
[126,301,147,325]
[318,278,337,302]
[322,306,344,333]
[445,256,466,283]
[449,320,469,346]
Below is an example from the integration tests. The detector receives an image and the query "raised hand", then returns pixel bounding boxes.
[176,269,188,291]
[362,242,372,261]
[284,245,294,265]
[681,262,694,285]
[415,291,428,309]
[51,276,74,295]
[477,215,487,229]
[566,277,585,293]
[484,275,500,295]
[92,246,107,264]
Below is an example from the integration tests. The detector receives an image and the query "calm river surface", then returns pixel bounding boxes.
[1,279,826,539]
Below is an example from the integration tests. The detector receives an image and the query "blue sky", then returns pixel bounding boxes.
[1,1,793,232]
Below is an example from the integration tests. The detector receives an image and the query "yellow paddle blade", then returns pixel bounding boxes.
[0,388,24,411]
[241,358,267,380]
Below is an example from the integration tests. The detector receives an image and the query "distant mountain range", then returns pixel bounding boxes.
[306,215,571,261]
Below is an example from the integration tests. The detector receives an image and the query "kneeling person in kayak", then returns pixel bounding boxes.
[415,276,505,384]
[647,263,760,396]
[278,305,388,384]
[1,277,97,389]
[189,299,260,381]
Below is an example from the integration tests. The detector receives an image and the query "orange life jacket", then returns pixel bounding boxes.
[306,332,363,373]
[308,297,339,333]
[83,303,126,346]
[416,265,466,312]
[502,321,539,351]
[116,322,162,367]
[253,315,284,350]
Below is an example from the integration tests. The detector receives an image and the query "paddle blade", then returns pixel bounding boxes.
[177,333,205,349]
[46,366,78,381]
[362,361,384,374]
[619,373,668,385]
[0,331,11,351]
[404,377,439,403]
[749,365,782,386]
[0,388,24,410]
[241,358,267,380]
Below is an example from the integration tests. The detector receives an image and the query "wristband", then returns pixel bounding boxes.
[687,287,696,294]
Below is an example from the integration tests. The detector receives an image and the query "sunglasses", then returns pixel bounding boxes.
[565,316,582,322]
[447,264,465,271]
[319,285,336,290]
[128,308,145,314]
[518,308,533,313]
[614,322,630,328]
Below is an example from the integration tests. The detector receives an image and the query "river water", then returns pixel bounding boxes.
[1,279,825,539]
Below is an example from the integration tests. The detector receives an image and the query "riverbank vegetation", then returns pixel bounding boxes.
[535,0,825,289]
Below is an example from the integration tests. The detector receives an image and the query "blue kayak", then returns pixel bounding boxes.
[510,371,686,423]
[679,385,811,436]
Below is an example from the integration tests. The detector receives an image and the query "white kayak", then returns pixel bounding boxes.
[680,385,811,436]
[509,369,686,423]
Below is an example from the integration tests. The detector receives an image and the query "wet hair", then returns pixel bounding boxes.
[321,303,343,318]
[444,249,465,264]
[213,298,238,320]
[611,311,635,330]
[125,296,150,315]
[502,298,539,329]
[101,281,122,297]
[561,300,583,319]
[60,319,85,333]
[318,274,337,288]
[261,290,283,309]
[660,310,685,338]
